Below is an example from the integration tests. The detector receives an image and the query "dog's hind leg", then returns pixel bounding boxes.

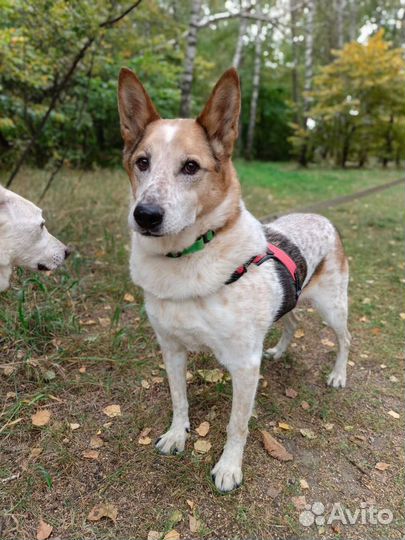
[302,245,351,388]
[155,336,190,455]
[265,310,299,360]
[212,353,261,492]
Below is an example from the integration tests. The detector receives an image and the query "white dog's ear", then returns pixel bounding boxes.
[197,68,241,158]
[118,68,160,147]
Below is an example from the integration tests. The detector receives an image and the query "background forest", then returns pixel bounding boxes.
[0,0,404,188]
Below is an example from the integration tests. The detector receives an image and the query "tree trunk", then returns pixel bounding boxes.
[335,0,346,48]
[232,16,248,69]
[299,0,315,166]
[245,22,265,160]
[348,0,357,42]
[179,0,202,118]
[289,0,299,121]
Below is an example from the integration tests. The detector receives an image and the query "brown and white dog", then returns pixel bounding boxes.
[118,68,351,492]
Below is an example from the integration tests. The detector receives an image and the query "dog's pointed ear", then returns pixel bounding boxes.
[196,68,241,158]
[118,68,160,147]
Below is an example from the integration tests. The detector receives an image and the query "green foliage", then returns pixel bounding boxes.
[291,31,405,166]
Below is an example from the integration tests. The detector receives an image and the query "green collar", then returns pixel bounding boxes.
[166,230,216,258]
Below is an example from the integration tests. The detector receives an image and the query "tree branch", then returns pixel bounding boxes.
[99,0,143,28]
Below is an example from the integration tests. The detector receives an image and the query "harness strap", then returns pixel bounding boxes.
[225,242,302,300]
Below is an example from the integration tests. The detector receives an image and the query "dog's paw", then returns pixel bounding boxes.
[155,426,188,455]
[211,459,243,493]
[264,346,285,360]
[327,370,346,388]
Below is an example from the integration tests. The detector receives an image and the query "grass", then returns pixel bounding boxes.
[0,162,403,539]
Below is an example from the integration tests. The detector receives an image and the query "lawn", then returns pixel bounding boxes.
[0,162,403,540]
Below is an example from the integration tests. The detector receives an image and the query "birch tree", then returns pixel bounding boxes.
[245,22,266,160]
[299,0,315,165]
[232,16,248,69]
[179,0,202,117]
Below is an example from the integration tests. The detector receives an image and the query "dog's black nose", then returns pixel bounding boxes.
[64,247,72,260]
[134,203,164,231]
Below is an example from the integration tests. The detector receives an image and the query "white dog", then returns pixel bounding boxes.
[118,68,351,492]
[0,185,70,291]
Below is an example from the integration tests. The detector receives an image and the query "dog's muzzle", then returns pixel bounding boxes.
[134,203,164,234]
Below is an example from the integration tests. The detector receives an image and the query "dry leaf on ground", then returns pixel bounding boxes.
[260,430,293,461]
[278,422,292,430]
[387,410,400,419]
[87,503,118,523]
[36,519,53,540]
[103,404,121,417]
[197,369,224,383]
[321,338,335,347]
[138,427,152,445]
[169,510,183,525]
[375,462,390,471]
[300,478,309,490]
[29,447,43,460]
[164,530,180,540]
[186,499,195,510]
[189,514,200,533]
[90,435,104,449]
[300,428,317,439]
[141,379,150,389]
[292,495,307,510]
[194,439,211,454]
[31,409,51,427]
[301,401,310,410]
[82,450,99,460]
[124,293,135,302]
[294,329,305,339]
[69,422,80,430]
[147,532,161,540]
[285,388,298,399]
[195,421,210,437]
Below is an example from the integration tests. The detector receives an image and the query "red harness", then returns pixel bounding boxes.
[225,242,302,300]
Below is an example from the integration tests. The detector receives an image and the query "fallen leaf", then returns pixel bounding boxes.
[300,428,316,439]
[80,319,97,326]
[31,409,51,427]
[371,327,381,335]
[103,404,121,417]
[82,450,99,460]
[193,439,211,454]
[164,530,180,540]
[375,462,390,471]
[88,503,118,523]
[3,365,15,376]
[138,427,152,445]
[186,371,193,382]
[6,391,16,399]
[400,313,405,320]
[147,532,162,540]
[186,499,195,510]
[260,430,293,461]
[36,519,53,540]
[321,338,335,347]
[387,410,400,419]
[362,297,371,305]
[285,388,298,399]
[197,369,224,383]
[294,329,305,339]
[79,366,86,373]
[152,376,164,384]
[90,435,104,449]
[29,447,43,459]
[141,379,150,389]
[189,514,200,533]
[301,401,310,410]
[344,425,354,432]
[278,422,292,430]
[300,478,309,490]
[69,423,80,431]
[389,375,399,383]
[124,293,135,302]
[324,423,334,431]
[98,317,110,328]
[196,421,210,437]
[292,495,306,510]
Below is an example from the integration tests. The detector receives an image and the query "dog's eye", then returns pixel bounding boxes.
[182,160,200,175]
[136,157,149,172]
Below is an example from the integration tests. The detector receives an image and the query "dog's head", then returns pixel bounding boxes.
[118,68,241,237]
[0,186,70,285]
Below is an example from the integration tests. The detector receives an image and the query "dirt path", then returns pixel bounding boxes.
[260,176,405,223]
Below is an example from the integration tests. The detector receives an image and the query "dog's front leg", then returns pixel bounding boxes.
[212,361,260,492]
[155,336,190,455]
